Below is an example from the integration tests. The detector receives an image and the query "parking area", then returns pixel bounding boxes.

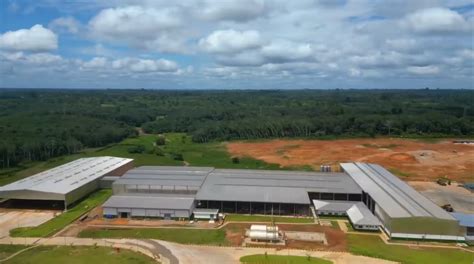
[0,210,56,237]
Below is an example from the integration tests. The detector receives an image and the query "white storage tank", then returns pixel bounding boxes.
[249,230,279,241]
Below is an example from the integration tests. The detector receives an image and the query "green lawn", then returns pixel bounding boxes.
[2,245,155,264]
[79,227,228,245]
[0,245,29,260]
[226,214,314,223]
[348,234,474,264]
[240,254,332,264]
[1,133,282,187]
[10,189,112,237]
[330,221,339,229]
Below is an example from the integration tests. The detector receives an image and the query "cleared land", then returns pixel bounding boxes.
[240,254,333,264]
[0,245,155,264]
[348,234,474,264]
[227,138,474,182]
[409,181,474,213]
[10,189,112,237]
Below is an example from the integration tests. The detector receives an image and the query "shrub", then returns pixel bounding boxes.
[155,136,166,146]
[127,145,145,153]
[231,157,240,164]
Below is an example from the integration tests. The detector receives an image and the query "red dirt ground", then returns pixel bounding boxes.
[227,138,474,182]
[223,223,347,251]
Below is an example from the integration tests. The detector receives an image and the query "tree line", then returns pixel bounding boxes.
[0,89,473,168]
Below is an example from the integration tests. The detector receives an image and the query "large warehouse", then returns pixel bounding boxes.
[101,161,466,241]
[0,156,133,209]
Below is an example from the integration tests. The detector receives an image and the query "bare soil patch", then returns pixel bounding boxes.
[227,138,474,182]
[223,223,347,251]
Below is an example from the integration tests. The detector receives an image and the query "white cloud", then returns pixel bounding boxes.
[111,58,178,73]
[89,6,184,52]
[49,17,81,34]
[82,57,107,69]
[0,24,58,52]
[406,65,440,75]
[261,40,314,62]
[402,8,470,33]
[199,29,263,54]
[198,0,269,22]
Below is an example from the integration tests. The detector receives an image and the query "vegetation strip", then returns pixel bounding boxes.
[240,254,333,264]
[78,228,228,246]
[348,234,474,264]
[0,245,156,264]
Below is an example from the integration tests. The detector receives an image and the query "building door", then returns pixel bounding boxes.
[164,213,172,220]
[120,212,129,218]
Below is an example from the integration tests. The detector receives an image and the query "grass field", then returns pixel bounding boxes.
[1,245,155,264]
[78,227,228,245]
[10,189,112,237]
[348,234,474,264]
[226,214,314,223]
[0,245,29,260]
[240,254,333,264]
[0,133,281,186]
[330,221,339,229]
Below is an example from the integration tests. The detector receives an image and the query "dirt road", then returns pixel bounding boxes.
[227,138,474,181]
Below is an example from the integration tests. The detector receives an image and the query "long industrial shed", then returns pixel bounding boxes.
[102,162,466,241]
[0,156,133,209]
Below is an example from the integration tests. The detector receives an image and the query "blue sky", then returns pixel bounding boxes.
[0,0,473,89]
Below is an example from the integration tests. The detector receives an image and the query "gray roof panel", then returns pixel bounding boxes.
[196,169,362,204]
[103,194,194,210]
[341,162,455,220]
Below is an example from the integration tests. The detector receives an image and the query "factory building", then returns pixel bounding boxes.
[102,162,466,241]
[341,163,465,241]
[102,166,212,219]
[0,156,133,209]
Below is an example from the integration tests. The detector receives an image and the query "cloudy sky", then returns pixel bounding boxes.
[0,0,472,89]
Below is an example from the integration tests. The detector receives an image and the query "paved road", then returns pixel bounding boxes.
[0,236,395,264]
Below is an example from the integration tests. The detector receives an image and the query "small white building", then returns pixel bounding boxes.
[193,208,219,220]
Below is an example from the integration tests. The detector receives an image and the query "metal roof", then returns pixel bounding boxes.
[312,200,357,212]
[196,169,362,204]
[347,203,381,226]
[451,213,474,227]
[103,193,194,210]
[114,166,212,188]
[341,162,455,220]
[0,156,132,195]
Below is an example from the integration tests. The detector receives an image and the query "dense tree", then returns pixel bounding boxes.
[0,89,473,168]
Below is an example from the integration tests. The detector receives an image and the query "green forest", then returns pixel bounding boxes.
[0,89,473,169]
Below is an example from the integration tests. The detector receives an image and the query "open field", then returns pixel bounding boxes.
[240,254,333,264]
[348,234,474,264]
[78,227,228,245]
[10,189,112,237]
[227,138,474,181]
[0,245,155,264]
[0,245,28,260]
[226,214,314,223]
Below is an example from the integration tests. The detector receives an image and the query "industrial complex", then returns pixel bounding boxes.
[0,156,469,242]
